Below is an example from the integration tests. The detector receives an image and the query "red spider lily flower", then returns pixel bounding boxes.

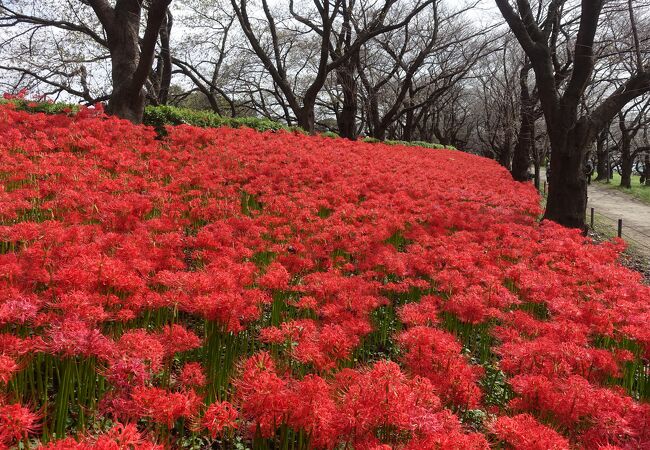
[491,414,570,450]
[130,386,202,428]
[202,401,238,438]
[0,355,19,384]
[398,326,484,409]
[179,362,206,389]
[0,401,39,445]
[257,262,290,290]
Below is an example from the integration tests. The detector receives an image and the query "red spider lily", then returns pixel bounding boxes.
[0,400,39,446]
[398,326,484,409]
[491,414,570,450]
[178,362,206,389]
[0,355,19,384]
[129,386,202,428]
[1,103,650,448]
[202,400,238,438]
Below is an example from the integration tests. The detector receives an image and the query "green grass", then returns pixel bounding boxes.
[594,173,650,205]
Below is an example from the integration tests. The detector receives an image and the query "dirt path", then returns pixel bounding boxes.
[541,168,650,261]
[586,184,650,259]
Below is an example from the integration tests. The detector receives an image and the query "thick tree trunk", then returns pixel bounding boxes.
[619,137,633,188]
[296,106,315,134]
[336,57,358,140]
[108,53,145,124]
[512,117,533,181]
[107,12,144,123]
[372,125,387,141]
[544,142,588,230]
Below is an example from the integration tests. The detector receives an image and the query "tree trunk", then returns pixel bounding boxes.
[619,136,633,188]
[107,12,144,123]
[544,142,588,230]
[512,115,534,181]
[620,152,634,189]
[512,64,533,181]
[336,56,358,140]
[158,10,173,105]
[498,131,514,169]
[594,128,608,181]
[534,160,541,190]
[644,152,650,186]
[296,106,315,134]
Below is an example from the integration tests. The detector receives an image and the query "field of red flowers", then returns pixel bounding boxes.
[0,103,648,449]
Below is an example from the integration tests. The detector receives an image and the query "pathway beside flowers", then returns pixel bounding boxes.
[587,182,650,260]
[0,104,649,449]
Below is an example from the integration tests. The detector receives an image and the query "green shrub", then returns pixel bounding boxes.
[143,105,289,135]
[320,131,340,139]
[1,99,79,115]
[363,136,455,150]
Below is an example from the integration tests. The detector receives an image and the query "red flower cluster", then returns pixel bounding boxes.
[0,103,649,448]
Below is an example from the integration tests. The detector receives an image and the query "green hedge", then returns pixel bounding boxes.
[0,99,79,115]
[143,105,295,135]
[363,136,455,150]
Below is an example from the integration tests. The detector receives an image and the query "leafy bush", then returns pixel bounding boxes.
[0,98,79,115]
[320,131,340,139]
[143,105,291,135]
[362,135,455,150]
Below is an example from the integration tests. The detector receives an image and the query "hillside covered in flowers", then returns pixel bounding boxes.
[0,104,648,449]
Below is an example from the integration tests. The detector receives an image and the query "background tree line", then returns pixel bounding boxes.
[1,0,649,229]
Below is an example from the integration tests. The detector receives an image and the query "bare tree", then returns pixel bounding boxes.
[229,0,435,133]
[357,1,490,140]
[611,97,650,188]
[0,0,173,123]
[495,0,650,229]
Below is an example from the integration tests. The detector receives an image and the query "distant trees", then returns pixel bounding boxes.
[0,0,490,137]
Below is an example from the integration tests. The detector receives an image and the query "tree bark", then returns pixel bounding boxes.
[619,140,634,188]
[512,64,534,181]
[158,10,173,105]
[295,106,315,133]
[336,57,358,140]
[644,152,650,186]
[544,140,588,229]
[106,9,144,123]
[89,0,172,123]
[594,128,608,181]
